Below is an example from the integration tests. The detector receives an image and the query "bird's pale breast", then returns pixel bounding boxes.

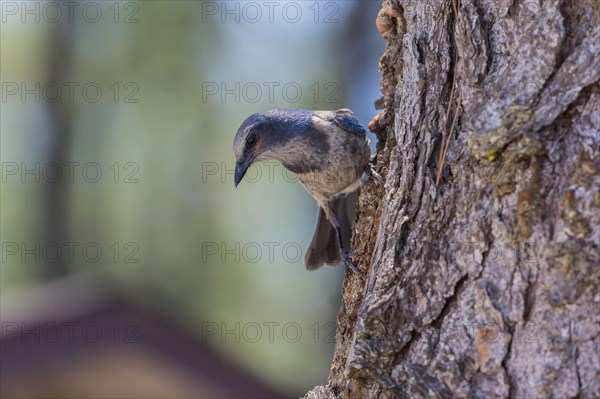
[294,118,370,206]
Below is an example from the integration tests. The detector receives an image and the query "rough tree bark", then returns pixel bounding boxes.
[306,0,599,397]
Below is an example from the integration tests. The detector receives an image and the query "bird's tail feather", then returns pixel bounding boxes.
[304,191,358,270]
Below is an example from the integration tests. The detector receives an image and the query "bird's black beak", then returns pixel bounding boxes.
[234,156,253,187]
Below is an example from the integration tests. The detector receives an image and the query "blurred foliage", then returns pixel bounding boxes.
[1,1,383,395]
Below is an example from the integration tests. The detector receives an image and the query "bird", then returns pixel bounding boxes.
[233,108,376,273]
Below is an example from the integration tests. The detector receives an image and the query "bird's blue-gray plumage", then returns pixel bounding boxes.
[332,110,368,136]
[233,108,371,271]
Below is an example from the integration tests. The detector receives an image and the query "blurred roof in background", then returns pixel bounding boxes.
[2,273,283,398]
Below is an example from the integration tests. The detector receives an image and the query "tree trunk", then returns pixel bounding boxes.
[43,2,76,280]
[306,0,599,397]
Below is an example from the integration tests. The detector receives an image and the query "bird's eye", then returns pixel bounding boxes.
[246,134,257,148]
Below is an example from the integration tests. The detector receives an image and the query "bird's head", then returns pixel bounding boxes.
[233,112,274,187]
[233,109,316,187]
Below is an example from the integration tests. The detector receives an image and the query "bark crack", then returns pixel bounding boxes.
[393,273,469,370]
[473,0,494,78]
[501,324,516,398]
[431,274,469,329]
[522,279,537,322]
[571,323,583,399]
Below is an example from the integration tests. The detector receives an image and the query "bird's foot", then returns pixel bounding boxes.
[367,163,384,184]
[341,249,361,274]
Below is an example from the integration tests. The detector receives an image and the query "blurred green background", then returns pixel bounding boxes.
[1,1,383,397]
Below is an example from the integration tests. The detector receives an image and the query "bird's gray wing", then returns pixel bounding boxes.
[332,109,367,136]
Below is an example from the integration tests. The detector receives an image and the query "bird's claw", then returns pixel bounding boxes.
[341,249,361,274]
[345,249,360,257]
